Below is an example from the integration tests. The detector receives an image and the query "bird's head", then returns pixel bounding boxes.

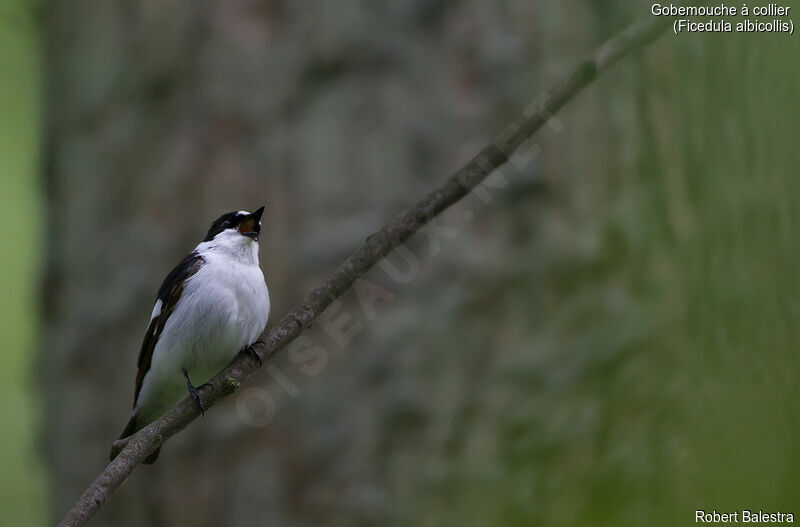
[203,206,265,243]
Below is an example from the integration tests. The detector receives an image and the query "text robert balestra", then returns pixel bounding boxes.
[696,510,794,523]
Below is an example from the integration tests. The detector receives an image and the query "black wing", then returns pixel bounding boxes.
[133,251,204,406]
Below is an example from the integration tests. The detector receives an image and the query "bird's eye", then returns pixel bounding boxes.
[221,220,231,228]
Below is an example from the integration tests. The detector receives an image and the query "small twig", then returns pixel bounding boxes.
[108,438,129,461]
[56,14,670,527]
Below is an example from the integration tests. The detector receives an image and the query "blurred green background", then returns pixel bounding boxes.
[0,0,45,526]
[3,1,800,526]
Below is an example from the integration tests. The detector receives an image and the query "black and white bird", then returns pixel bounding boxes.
[111,207,270,464]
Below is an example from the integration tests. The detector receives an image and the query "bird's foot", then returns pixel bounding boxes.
[186,384,205,415]
[182,369,208,416]
[243,341,265,366]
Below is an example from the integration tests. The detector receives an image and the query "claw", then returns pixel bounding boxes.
[182,369,207,416]
[188,385,205,415]
[244,342,264,366]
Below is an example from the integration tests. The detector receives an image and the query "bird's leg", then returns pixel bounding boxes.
[242,341,265,366]
[182,369,209,416]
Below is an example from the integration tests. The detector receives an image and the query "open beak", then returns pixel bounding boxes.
[238,206,265,240]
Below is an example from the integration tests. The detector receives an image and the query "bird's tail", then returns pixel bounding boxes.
[109,415,161,464]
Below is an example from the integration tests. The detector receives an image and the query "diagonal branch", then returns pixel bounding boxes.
[57,14,670,527]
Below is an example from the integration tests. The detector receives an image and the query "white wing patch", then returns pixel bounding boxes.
[150,299,162,321]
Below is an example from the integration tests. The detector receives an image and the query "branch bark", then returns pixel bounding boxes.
[57,14,669,527]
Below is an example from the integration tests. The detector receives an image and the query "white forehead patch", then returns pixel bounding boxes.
[237,210,250,216]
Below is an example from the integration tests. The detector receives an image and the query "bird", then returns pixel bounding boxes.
[110,207,270,464]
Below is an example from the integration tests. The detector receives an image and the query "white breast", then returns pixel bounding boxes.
[169,253,270,378]
[136,245,270,421]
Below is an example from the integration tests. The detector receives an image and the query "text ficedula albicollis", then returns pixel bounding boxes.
[111,207,270,464]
